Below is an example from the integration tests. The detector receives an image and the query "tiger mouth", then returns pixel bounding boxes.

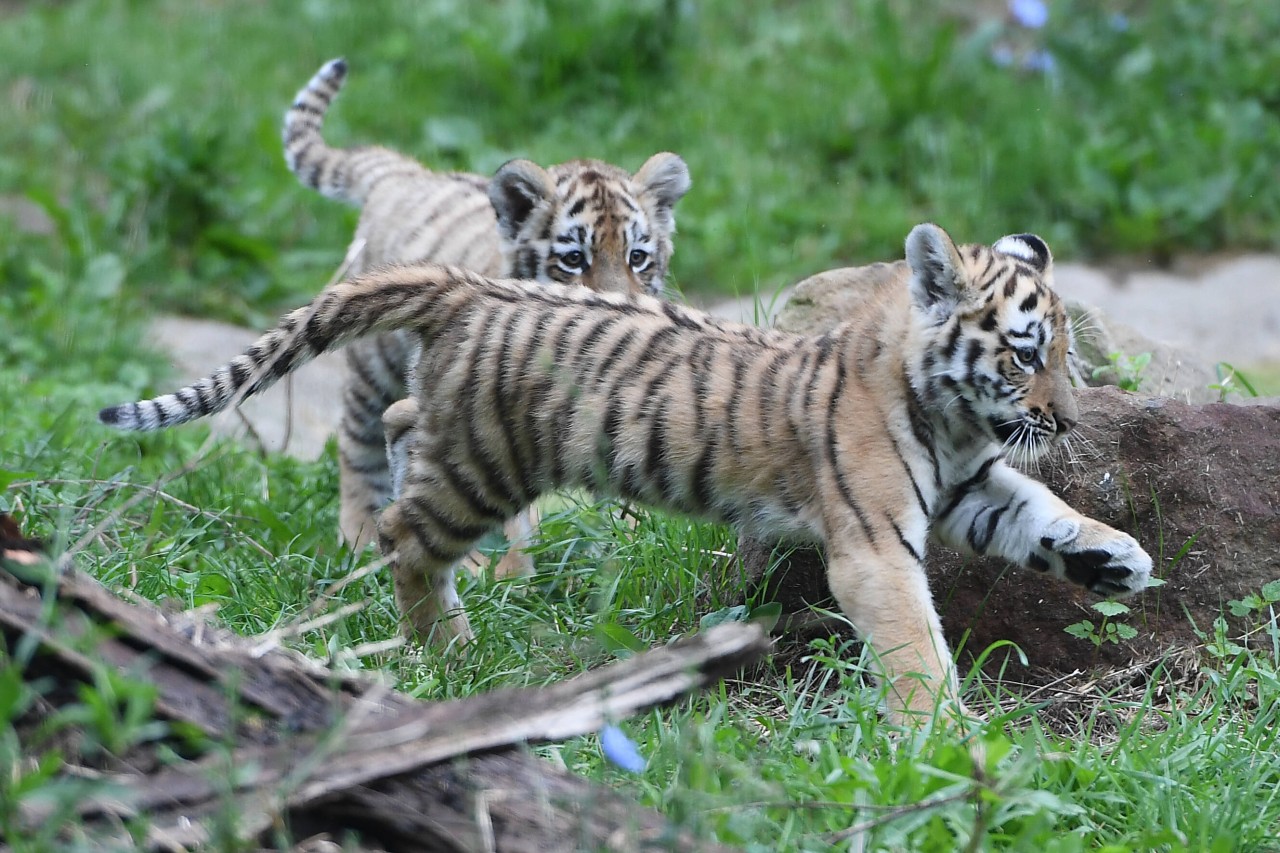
[992,417,1063,463]
[992,420,1021,443]
[992,418,1057,444]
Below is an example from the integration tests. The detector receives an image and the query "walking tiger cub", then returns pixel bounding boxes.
[99,224,1153,719]
[283,58,691,567]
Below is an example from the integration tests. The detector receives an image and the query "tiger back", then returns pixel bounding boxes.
[100,223,1153,722]
[283,58,691,557]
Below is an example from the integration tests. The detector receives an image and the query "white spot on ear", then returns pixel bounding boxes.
[993,233,1052,272]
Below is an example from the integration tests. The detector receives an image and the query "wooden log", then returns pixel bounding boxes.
[2,546,764,851]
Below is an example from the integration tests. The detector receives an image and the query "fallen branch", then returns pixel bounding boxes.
[2,541,765,851]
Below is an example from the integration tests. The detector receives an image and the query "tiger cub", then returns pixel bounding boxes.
[283,57,691,564]
[99,224,1153,720]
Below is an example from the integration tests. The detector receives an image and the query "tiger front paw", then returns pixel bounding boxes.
[1034,517,1153,598]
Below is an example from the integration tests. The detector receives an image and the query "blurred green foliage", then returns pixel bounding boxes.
[0,0,1277,323]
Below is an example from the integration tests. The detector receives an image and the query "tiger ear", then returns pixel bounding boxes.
[489,159,556,242]
[905,223,968,319]
[992,233,1052,273]
[632,152,691,229]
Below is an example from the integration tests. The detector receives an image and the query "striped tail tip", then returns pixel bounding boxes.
[98,402,162,431]
[321,57,348,81]
[98,404,131,428]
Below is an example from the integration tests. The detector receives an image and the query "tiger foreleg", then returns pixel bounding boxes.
[822,524,963,725]
[933,461,1153,597]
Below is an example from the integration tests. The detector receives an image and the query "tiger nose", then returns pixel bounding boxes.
[587,255,641,295]
[1055,413,1077,434]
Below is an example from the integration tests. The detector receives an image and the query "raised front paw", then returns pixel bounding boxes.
[1034,517,1153,597]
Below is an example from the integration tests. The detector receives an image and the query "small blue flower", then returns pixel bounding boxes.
[1022,48,1057,74]
[1109,13,1130,32]
[1009,0,1049,29]
[600,723,646,773]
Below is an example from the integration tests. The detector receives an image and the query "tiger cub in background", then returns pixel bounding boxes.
[283,58,691,567]
[99,223,1153,720]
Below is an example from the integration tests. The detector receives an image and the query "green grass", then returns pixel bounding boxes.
[4,1,1280,849]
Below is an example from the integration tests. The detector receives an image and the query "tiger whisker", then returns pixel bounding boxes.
[1059,433,1082,469]
[1069,309,1104,339]
[1017,428,1038,474]
[1030,432,1046,475]
[1070,319,1104,341]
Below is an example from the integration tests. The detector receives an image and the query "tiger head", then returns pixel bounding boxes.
[487,153,691,296]
[906,223,1079,462]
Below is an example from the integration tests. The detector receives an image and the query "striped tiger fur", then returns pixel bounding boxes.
[283,57,691,565]
[98,224,1153,720]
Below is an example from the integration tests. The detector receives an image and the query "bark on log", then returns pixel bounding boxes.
[739,387,1280,680]
[1,548,765,851]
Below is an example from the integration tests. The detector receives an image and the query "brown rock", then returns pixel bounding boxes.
[1069,301,1221,403]
[773,262,902,337]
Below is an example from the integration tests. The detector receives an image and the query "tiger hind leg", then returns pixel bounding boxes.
[338,336,412,549]
[386,397,537,580]
[377,499,478,645]
[338,446,388,550]
[383,397,417,502]
[379,412,523,644]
